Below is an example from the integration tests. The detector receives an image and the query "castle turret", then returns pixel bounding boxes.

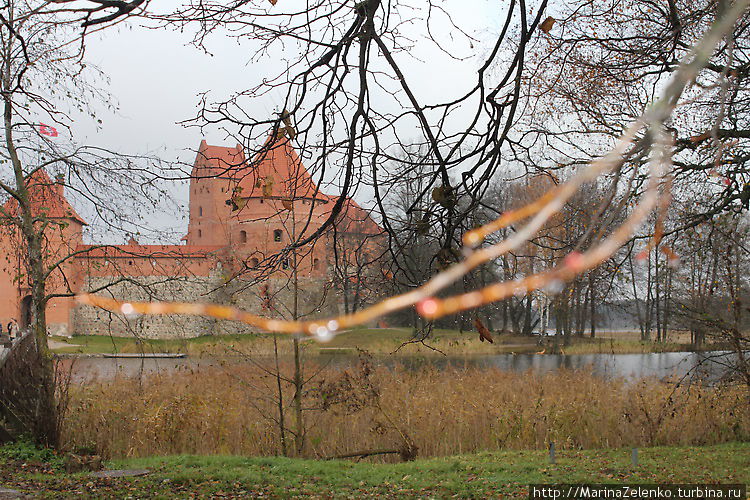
[185,140,245,247]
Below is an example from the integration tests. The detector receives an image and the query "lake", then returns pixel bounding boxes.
[66,350,738,384]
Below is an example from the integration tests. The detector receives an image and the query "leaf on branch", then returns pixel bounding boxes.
[281,109,296,140]
[226,196,248,212]
[268,0,277,5]
[262,176,275,198]
[474,318,494,343]
[431,185,456,209]
[540,16,556,34]
[282,199,294,211]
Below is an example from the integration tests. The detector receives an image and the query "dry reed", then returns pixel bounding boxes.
[62,363,749,460]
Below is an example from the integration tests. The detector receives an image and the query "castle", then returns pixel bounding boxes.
[0,135,382,338]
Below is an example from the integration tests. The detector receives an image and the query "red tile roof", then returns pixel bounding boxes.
[3,169,86,225]
[76,244,222,258]
[198,135,327,201]
[197,137,383,235]
[192,140,246,178]
[235,136,325,200]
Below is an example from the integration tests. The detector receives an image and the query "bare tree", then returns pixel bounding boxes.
[0,0,173,445]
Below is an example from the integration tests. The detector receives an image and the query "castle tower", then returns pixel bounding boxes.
[0,170,86,335]
[185,140,245,247]
[185,136,336,277]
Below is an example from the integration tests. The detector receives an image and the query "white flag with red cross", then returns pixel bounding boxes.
[39,123,58,137]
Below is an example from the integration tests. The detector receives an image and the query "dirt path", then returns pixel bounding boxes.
[48,339,79,350]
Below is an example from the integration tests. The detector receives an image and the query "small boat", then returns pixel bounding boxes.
[102,353,187,359]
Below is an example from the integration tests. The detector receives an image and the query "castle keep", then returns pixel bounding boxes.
[0,136,381,338]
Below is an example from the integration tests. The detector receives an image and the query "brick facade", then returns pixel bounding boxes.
[0,136,381,338]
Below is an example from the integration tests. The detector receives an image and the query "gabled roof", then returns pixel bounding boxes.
[194,136,383,235]
[2,169,87,225]
[192,140,246,178]
[235,135,326,200]
[195,136,326,200]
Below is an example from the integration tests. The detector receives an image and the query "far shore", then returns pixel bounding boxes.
[48,328,729,357]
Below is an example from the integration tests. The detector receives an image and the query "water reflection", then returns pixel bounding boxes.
[66,350,738,384]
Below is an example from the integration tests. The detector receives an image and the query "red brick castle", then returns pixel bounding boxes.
[0,136,382,337]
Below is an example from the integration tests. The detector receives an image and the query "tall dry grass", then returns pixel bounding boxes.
[62,362,749,460]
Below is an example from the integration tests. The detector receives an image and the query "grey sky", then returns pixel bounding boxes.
[68,1,507,241]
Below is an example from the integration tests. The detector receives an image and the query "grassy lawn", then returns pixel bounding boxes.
[1,442,747,498]
[49,328,541,356]
[49,328,709,357]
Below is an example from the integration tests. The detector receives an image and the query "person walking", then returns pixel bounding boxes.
[0,321,10,348]
[7,319,18,340]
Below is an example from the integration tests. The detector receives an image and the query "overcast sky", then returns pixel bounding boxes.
[67,1,513,241]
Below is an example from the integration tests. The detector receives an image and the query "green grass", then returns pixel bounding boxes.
[50,328,710,357]
[50,328,535,356]
[1,442,747,498]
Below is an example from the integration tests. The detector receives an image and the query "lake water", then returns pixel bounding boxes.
[66,350,738,384]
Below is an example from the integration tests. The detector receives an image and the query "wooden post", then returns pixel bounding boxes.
[631,448,638,467]
[549,441,556,464]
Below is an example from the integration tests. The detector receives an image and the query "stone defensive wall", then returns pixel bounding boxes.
[73,274,340,339]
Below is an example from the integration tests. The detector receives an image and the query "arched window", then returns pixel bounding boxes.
[249,257,259,268]
[239,230,247,243]
[313,258,320,270]
[281,258,289,269]
[274,229,282,242]
[199,206,203,217]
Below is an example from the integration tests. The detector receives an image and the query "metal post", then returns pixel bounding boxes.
[631,448,638,467]
[549,441,556,464]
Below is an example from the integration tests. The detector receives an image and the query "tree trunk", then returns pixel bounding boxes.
[4,86,58,447]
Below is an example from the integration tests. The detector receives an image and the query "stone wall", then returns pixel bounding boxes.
[74,273,341,339]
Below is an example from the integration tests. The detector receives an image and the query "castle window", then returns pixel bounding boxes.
[281,258,289,269]
[199,206,203,217]
[313,258,320,270]
[274,229,282,242]
[198,229,202,238]
[239,230,247,243]
[249,257,259,268]
[128,260,133,266]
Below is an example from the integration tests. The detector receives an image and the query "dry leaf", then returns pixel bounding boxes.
[226,196,248,212]
[540,16,555,34]
[474,318,494,343]
[431,185,456,209]
[282,199,294,211]
[262,176,275,198]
